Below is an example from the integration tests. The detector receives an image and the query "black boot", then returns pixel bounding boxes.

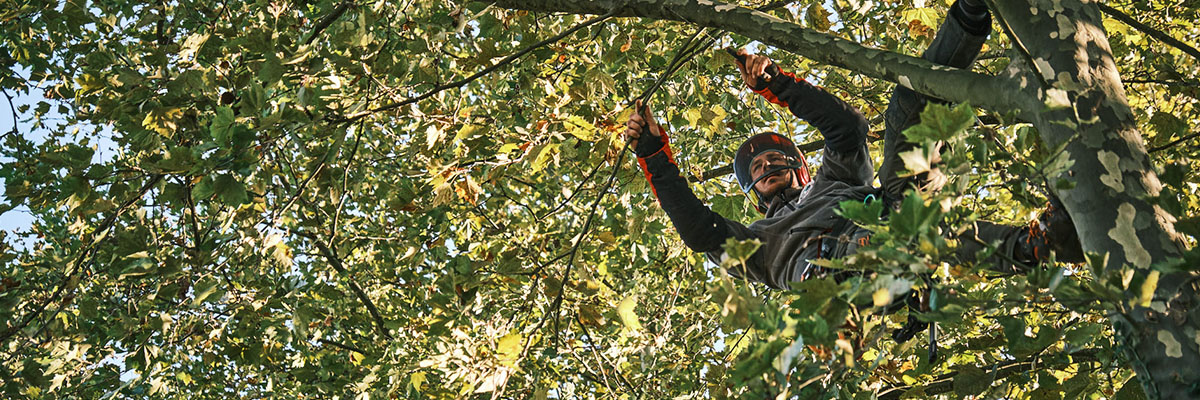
[1020,195,1085,263]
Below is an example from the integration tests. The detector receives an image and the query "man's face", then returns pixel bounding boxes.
[750,151,800,200]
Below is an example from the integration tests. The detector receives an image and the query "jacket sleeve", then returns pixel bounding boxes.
[635,133,749,253]
[752,70,873,186]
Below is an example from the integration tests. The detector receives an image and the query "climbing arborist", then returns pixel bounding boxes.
[622,0,1084,291]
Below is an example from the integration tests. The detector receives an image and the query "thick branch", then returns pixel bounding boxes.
[491,0,1022,116]
[1098,3,1200,62]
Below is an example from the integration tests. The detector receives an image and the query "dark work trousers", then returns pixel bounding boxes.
[876,8,1036,272]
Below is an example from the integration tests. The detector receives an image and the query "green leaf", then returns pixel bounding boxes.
[888,192,940,239]
[156,146,195,173]
[952,364,991,397]
[719,237,762,268]
[259,52,284,85]
[211,106,236,144]
[902,102,976,143]
[1149,111,1187,141]
[192,175,216,201]
[1113,377,1147,400]
[213,174,248,205]
[191,277,224,306]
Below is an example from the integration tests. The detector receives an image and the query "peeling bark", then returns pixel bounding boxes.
[992,1,1199,398]
[490,0,1025,115]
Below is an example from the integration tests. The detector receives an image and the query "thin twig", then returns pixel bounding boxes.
[0,174,164,348]
[329,10,617,124]
[876,348,1101,399]
[1124,79,1200,87]
[2,89,18,139]
[1098,3,1200,62]
[319,338,368,354]
[1149,131,1200,153]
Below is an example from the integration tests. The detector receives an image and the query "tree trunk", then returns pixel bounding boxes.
[489,0,1200,397]
[992,1,1199,398]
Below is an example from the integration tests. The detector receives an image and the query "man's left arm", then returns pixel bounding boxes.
[737,52,874,186]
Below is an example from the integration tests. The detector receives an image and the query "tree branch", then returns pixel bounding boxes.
[983,0,1050,89]
[319,338,367,354]
[490,0,1020,116]
[2,89,17,139]
[0,174,164,347]
[1098,3,1200,62]
[877,348,1103,399]
[305,1,354,45]
[1124,79,1200,87]
[1149,131,1200,153]
[296,230,393,340]
[328,9,618,124]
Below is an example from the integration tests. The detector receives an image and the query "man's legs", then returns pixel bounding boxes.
[874,0,1083,269]
[877,0,992,205]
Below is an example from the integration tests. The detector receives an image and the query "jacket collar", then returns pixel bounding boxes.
[763,184,811,218]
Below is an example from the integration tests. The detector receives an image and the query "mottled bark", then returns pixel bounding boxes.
[490,0,1200,397]
[490,0,1024,115]
[992,1,1199,398]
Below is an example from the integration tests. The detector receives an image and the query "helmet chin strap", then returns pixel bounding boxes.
[747,161,806,210]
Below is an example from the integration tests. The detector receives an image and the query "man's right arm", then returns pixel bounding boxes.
[633,121,740,253]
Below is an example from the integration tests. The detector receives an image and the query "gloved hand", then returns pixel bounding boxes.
[731,48,780,91]
[622,100,669,158]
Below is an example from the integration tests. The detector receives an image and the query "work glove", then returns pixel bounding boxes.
[623,100,669,158]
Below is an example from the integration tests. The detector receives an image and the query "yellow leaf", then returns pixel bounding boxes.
[902,8,940,30]
[496,333,522,365]
[899,148,932,175]
[617,295,642,332]
[564,115,596,141]
[143,107,183,137]
[455,175,483,205]
[176,372,194,385]
[432,181,455,206]
[531,143,559,173]
[805,4,832,31]
[410,371,426,393]
[455,124,483,142]
[579,304,605,326]
[1138,270,1160,307]
[873,288,891,307]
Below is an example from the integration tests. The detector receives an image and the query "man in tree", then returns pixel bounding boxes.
[622,0,1084,290]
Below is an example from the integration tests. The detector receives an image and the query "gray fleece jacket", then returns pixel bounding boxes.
[634,68,877,289]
